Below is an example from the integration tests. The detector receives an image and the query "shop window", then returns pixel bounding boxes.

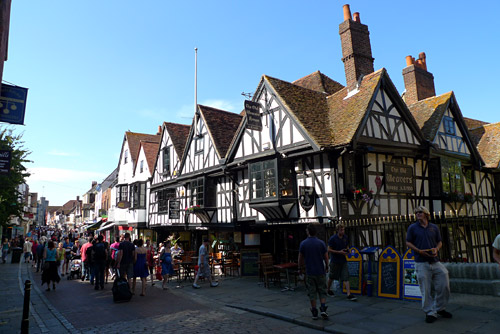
[249,159,294,200]
[441,158,464,194]
[130,182,146,209]
[116,184,128,204]
[157,188,175,213]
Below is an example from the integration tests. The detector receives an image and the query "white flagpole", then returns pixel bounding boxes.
[194,47,198,135]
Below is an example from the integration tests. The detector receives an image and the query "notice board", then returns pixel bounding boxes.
[343,247,362,295]
[240,248,259,276]
[377,246,401,299]
[403,249,421,300]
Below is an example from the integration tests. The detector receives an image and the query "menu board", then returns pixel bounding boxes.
[403,249,421,300]
[240,249,259,276]
[377,246,401,299]
[343,247,362,295]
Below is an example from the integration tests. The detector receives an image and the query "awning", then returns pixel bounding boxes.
[86,220,105,231]
[249,199,297,221]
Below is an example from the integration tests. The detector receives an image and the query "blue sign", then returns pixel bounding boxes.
[0,84,28,125]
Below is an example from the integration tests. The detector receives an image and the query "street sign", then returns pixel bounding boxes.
[0,84,28,125]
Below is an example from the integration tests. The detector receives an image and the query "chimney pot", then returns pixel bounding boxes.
[157,125,162,135]
[405,55,414,66]
[343,4,352,21]
[353,12,360,22]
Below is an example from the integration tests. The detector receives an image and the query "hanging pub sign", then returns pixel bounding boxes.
[244,100,262,131]
[377,246,402,299]
[403,249,421,300]
[0,84,28,125]
[299,186,315,211]
[383,162,415,193]
[168,199,180,219]
[0,149,11,175]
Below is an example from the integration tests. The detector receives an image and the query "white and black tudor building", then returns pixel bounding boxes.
[147,5,500,258]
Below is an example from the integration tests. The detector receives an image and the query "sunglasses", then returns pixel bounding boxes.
[415,211,424,214]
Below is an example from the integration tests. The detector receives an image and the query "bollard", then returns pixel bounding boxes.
[21,280,31,334]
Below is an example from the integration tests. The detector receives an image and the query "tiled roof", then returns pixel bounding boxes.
[125,132,161,165]
[293,71,344,95]
[61,200,81,215]
[265,69,384,148]
[164,122,190,158]
[469,122,500,169]
[408,92,453,141]
[200,105,243,158]
[100,168,118,191]
[464,117,490,130]
[140,140,161,174]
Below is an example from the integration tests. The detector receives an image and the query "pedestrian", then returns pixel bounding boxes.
[145,239,155,286]
[92,235,108,290]
[62,237,73,276]
[56,242,65,276]
[492,233,500,270]
[406,206,452,323]
[35,241,45,272]
[31,239,38,267]
[80,237,93,281]
[116,232,136,289]
[109,236,121,279]
[132,239,149,296]
[86,238,96,285]
[1,238,10,264]
[42,241,60,291]
[159,241,174,290]
[298,223,329,320]
[23,238,33,263]
[192,238,218,289]
[326,223,357,301]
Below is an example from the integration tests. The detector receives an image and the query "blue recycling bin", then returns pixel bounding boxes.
[360,247,379,297]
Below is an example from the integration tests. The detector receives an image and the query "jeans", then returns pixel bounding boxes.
[415,261,450,316]
[94,262,105,288]
[2,249,7,263]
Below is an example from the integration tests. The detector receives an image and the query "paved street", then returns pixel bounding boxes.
[2,252,500,334]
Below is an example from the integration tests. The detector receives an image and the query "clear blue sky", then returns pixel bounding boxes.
[3,0,499,206]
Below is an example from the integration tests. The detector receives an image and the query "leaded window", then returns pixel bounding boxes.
[130,182,146,209]
[190,177,204,206]
[162,147,170,175]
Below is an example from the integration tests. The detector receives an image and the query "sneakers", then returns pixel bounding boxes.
[425,315,437,323]
[327,290,335,297]
[192,283,201,289]
[347,294,357,301]
[320,306,329,319]
[310,308,319,320]
[210,282,219,287]
[437,310,452,318]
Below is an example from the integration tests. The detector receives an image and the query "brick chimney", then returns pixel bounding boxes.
[402,52,436,105]
[339,4,374,91]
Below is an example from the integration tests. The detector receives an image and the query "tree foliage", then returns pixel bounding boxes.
[0,127,31,226]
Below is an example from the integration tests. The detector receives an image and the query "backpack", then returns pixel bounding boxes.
[93,242,106,262]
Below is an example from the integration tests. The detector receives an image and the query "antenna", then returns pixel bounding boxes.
[241,92,253,99]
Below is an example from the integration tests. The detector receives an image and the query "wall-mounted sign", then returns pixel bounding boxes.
[0,150,12,175]
[244,100,262,131]
[116,201,130,209]
[403,249,421,300]
[0,84,28,125]
[168,199,180,219]
[384,163,415,193]
[299,186,315,211]
[378,246,401,299]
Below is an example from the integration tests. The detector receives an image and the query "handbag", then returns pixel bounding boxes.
[155,265,163,280]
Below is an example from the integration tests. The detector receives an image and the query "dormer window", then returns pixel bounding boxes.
[124,150,129,164]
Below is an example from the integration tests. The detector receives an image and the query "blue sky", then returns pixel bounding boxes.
[3,0,499,206]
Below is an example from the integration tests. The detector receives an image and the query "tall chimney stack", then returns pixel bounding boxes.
[339,4,374,91]
[402,52,435,105]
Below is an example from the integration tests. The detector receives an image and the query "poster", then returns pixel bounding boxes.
[403,249,421,300]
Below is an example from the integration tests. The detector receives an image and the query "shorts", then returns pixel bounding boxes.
[24,252,32,259]
[196,263,211,278]
[329,262,348,282]
[305,274,327,301]
[119,262,134,279]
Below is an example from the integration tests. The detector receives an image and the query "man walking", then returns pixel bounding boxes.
[116,233,135,289]
[192,238,218,289]
[406,206,452,323]
[326,223,357,301]
[298,224,329,320]
[92,235,108,290]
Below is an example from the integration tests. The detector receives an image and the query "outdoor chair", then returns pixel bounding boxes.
[260,254,281,288]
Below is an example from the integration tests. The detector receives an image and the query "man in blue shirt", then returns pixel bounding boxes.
[298,224,329,320]
[326,223,357,301]
[406,206,452,323]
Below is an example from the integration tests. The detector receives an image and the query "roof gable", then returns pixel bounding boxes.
[293,70,344,95]
[134,140,161,176]
[469,122,500,169]
[165,122,190,158]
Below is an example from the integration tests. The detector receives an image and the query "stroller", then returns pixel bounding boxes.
[67,257,82,280]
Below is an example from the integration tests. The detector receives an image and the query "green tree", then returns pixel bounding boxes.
[0,127,31,227]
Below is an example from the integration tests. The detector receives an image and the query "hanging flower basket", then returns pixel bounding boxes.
[185,205,202,212]
[351,187,374,203]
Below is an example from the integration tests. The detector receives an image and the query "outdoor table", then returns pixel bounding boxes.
[273,262,298,292]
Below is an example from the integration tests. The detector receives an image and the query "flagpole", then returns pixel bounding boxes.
[194,47,198,135]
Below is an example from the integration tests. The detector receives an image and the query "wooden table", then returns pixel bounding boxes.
[274,262,298,292]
